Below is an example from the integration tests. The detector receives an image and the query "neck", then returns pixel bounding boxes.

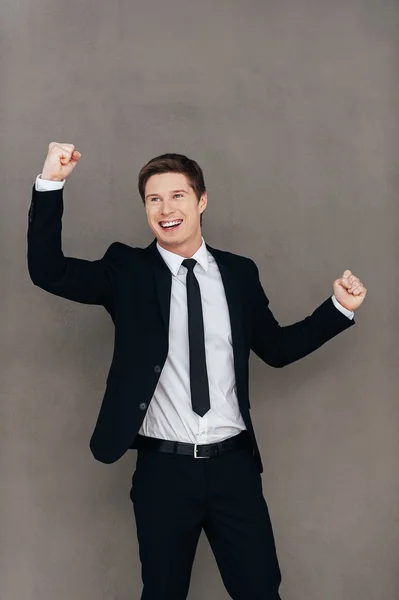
[157,237,203,258]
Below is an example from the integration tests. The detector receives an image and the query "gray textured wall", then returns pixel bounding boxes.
[1,1,398,598]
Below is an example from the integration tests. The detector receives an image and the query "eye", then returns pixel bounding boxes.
[174,193,183,198]
[151,197,160,202]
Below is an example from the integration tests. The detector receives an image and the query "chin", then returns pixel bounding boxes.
[158,228,184,242]
[156,232,179,245]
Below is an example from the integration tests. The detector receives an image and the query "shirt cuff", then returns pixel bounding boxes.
[35,174,66,192]
[331,295,354,320]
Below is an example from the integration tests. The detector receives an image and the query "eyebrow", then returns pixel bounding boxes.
[145,189,189,199]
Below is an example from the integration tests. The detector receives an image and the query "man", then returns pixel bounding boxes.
[27,142,367,600]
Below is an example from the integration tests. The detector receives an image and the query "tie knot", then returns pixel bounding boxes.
[182,258,197,272]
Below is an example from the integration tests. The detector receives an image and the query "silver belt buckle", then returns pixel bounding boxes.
[194,443,208,458]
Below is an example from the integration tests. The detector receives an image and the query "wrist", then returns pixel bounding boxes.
[40,172,64,182]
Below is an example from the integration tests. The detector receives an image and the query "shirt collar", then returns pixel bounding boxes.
[156,238,209,276]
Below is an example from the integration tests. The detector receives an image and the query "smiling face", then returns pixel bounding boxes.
[144,172,207,257]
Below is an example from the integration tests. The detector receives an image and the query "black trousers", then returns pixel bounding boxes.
[130,439,282,600]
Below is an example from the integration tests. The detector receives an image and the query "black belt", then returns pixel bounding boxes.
[135,430,251,459]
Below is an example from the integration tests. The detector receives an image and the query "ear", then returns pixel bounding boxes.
[199,191,208,213]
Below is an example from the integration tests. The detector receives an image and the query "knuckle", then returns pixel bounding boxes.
[51,143,62,154]
[48,142,59,154]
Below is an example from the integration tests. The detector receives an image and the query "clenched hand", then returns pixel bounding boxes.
[333,270,367,311]
[41,142,81,181]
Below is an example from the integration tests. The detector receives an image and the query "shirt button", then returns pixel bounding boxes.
[139,402,147,410]
[154,365,161,374]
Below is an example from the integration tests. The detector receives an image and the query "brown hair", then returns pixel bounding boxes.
[138,153,206,204]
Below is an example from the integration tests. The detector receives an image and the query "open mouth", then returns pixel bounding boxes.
[159,219,183,232]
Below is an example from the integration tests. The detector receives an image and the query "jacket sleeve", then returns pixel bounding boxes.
[27,186,116,307]
[249,261,355,367]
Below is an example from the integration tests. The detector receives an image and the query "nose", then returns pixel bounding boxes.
[161,200,174,216]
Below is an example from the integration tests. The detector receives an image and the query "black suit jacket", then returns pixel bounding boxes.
[27,187,355,471]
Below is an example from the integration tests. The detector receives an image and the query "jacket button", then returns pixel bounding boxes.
[139,402,147,410]
[154,365,161,374]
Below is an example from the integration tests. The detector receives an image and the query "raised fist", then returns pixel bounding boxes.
[333,270,367,311]
[41,142,81,181]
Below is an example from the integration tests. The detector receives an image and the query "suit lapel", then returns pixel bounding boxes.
[143,240,172,335]
[143,240,245,355]
[206,244,246,358]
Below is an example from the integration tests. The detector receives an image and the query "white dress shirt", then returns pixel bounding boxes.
[35,175,354,444]
[140,240,247,444]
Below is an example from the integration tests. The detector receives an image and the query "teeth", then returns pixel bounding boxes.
[161,221,181,228]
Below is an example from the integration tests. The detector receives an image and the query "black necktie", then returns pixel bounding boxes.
[182,259,211,417]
